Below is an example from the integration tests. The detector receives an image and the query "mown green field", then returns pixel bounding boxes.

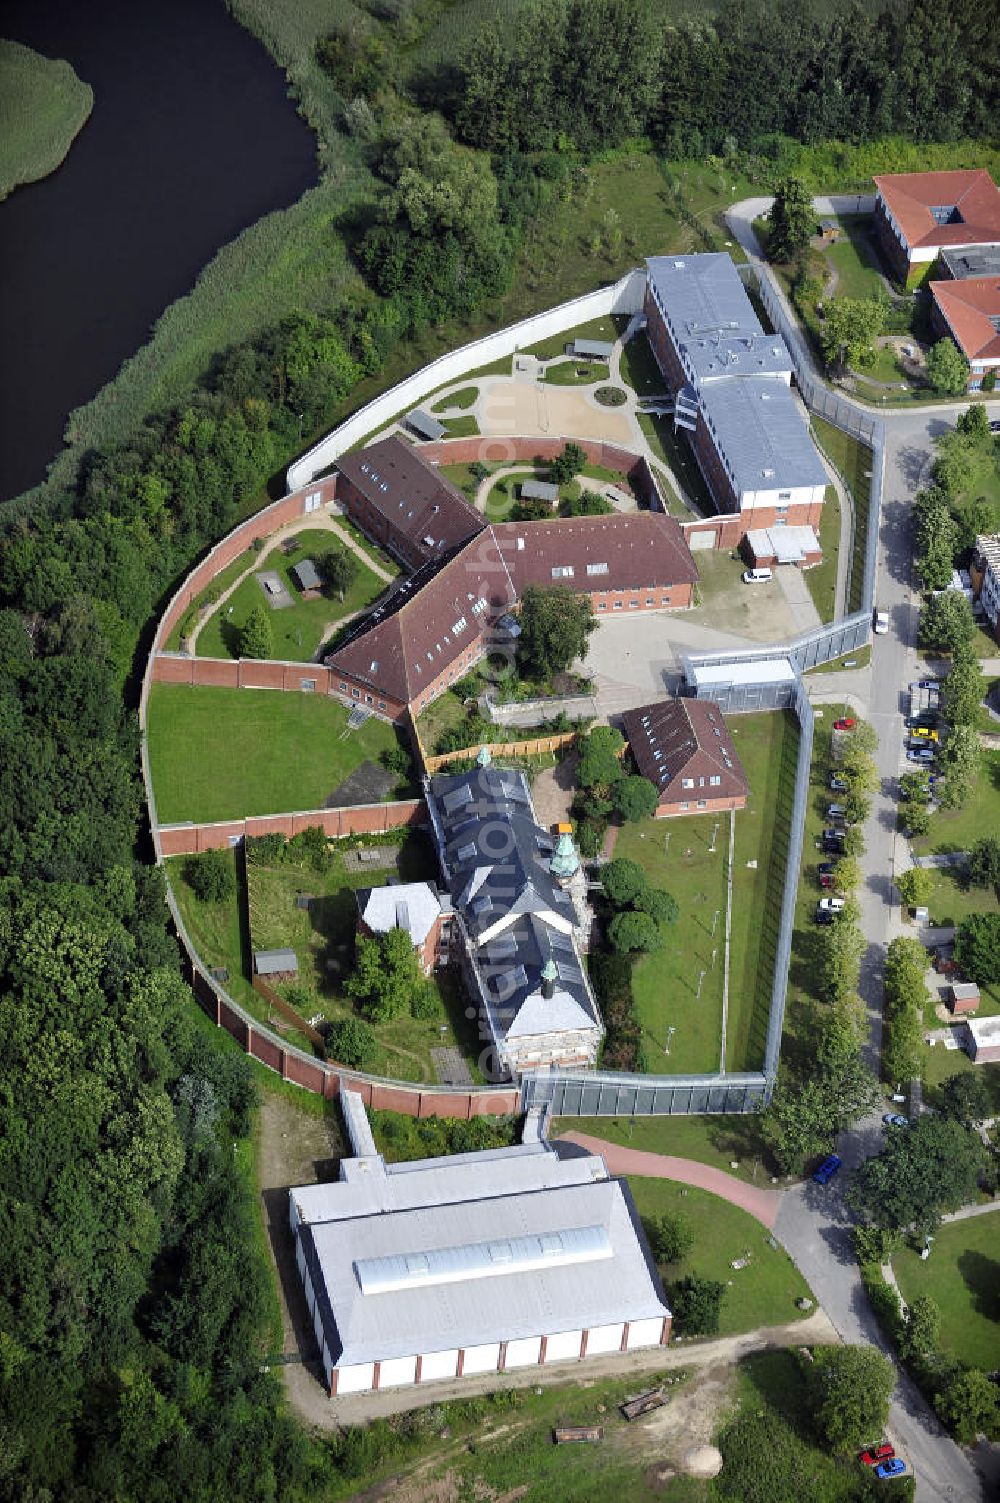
[147,683,408,823]
[893,1213,1000,1370]
[0,39,93,201]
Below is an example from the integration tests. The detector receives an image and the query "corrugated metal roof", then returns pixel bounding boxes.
[302,1177,668,1366]
[690,659,795,687]
[520,480,560,503]
[646,252,760,339]
[253,948,297,975]
[291,557,323,590]
[405,408,447,442]
[572,339,614,359]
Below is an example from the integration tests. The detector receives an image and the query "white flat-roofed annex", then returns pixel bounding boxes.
[689,658,796,688]
[299,1178,667,1368]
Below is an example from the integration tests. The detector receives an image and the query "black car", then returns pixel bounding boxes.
[819,861,838,876]
[822,830,846,853]
[829,774,849,792]
[815,909,834,925]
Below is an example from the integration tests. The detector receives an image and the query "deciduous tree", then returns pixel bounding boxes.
[347,928,428,1023]
[613,774,659,822]
[968,836,1000,889]
[896,867,933,909]
[609,909,663,954]
[517,584,595,678]
[184,848,235,904]
[767,175,815,261]
[809,1345,895,1451]
[847,1116,984,1238]
[820,296,884,370]
[954,912,1000,986]
[918,591,974,655]
[926,338,970,397]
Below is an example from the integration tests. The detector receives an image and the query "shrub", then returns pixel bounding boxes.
[410,984,441,1021]
[643,1211,693,1265]
[668,1275,725,1335]
[325,1017,378,1072]
[609,909,662,954]
[184,848,235,903]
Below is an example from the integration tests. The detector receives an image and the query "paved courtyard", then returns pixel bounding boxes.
[478,377,637,444]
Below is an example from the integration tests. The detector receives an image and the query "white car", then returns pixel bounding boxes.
[873,608,889,635]
[817,897,846,914]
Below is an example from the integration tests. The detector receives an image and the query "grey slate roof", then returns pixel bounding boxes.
[520,479,560,503]
[405,408,447,442]
[291,557,322,591]
[427,766,602,1046]
[254,948,297,976]
[698,378,828,498]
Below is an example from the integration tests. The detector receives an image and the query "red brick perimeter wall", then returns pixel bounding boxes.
[418,435,645,478]
[184,953,519,1114]
[159,798,426,855]
[154,475,340,651]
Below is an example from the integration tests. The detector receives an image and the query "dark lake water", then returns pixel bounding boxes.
[0,0,318,502]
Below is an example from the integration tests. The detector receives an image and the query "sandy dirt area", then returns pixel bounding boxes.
[480,379,636,445]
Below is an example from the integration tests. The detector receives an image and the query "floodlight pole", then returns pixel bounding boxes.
[663,830,671,856]
[711,908,720,937]
[665,1026,675,1055]
[695,969,706,999]
[709,821,720,853]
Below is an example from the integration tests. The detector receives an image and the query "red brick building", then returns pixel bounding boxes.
[643,254,827,543]
[622,697,749,817]
[929,276,1000,391]
[874,170,1000,287]
[336,435,484,570]
[356,882,450,974]
[325,451,699,719]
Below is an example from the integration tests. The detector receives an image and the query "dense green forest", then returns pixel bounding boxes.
[0,0,997,1497]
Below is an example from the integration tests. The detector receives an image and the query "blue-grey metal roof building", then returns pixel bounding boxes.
[291,557,323,591]
[698,379,827,498]
[520,479,560,504]
[571,338,614,360]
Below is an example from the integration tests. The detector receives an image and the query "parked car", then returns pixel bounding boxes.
[907,747,935,764]
[875,1458,906,1479]
[882,1113,909,1128]
[917,679,938,690]
[906,715,937,730]
[819,871,833,890]
[834,717,856,731]
[873,608,889,635]
[812,1153,842,1185]
[815,908,834,925]
[860,1444,895,1467]
[817,897,846,915]
[823,830,846,854]
[742,567,773,584]
[910,725,939,741]
[827,802,847,818]
[829,774,849,792]
[989,419,1000,434]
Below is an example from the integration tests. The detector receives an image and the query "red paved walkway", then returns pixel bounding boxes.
[560,1132,782,1230]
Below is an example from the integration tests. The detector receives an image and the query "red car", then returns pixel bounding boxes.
[834,717,856,731]
[859,1444,895,1467]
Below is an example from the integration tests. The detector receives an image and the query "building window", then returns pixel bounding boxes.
[377,700,386,710]
[679,801,690,811]
[597,601,607,610]
[300,678,316,692]
[339,681,347,692]
[682,778,695,789]
[613,600,623,609]
[351,688,360,698]
[710,775,721,786]
[629,600,638,609]
[778,491,791,501]
[551,565,574,579]
[697,799,707,809]
[646,598,654,606]
[365,694,373,704]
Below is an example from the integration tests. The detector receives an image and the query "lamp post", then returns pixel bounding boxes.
[663,830,671,856]
[695,969,706,999]
[665,1026,676,1055]
[709,821,720,853]
[711,908,720,937]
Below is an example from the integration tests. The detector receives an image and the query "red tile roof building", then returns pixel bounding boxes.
[336,436,485,570]
[873,170,1000,286]
[929,277,1000,390]
[325,445,700,719]
[622,698,748,817]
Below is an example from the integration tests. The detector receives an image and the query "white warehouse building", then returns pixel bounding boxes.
[289,1094,671,1396]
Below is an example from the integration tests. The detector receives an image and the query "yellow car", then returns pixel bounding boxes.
[911,726,939,742]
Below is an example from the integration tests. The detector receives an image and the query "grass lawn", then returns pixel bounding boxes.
[164,848,315,1044]
[552,1113,774,1183]
[542,360,610,386]
[727,712,800,1073]
[822,217,886,301]
[440,414,480,436]
[627,1178,813,1335]
[524,314,618,361]
[164,546,260,650]
[638,407,715,516]
[911,747,1000,856]
[244,841,485,1084]
[614,712,797,1075]
[0,38,93,200]
[437,460,485,500]
[431,385,478,411]
[196,529,387,661]
[414,687,470,755]
[147,683,409,824]
[617,811,727,1074]
[619,331,667,396]
[810,418,874,614]
[893,1214,1000,1369]
[804,485,842,623]
[806,644,872,674]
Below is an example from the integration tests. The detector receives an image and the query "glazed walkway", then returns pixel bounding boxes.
[558,1132,782,1229]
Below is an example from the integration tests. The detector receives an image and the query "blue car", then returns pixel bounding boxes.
[907,748,935,764]
[812,1153,842,1185]
[875,1458,906,1479]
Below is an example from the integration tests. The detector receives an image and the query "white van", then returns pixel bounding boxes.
[742,567,773,584]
